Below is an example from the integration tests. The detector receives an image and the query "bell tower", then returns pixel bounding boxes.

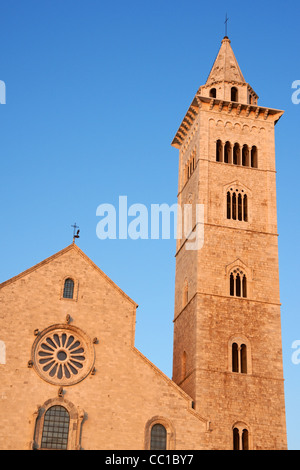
[171,37,287,450]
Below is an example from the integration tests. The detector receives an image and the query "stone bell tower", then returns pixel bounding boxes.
[171,36,287,450]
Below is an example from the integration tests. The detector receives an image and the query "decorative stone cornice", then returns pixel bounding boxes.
[171,96,284,149]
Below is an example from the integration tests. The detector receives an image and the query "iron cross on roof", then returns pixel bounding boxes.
[224,13,229,37]
[71,223,80,243]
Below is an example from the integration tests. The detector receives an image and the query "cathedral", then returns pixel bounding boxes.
[0,36,287,450]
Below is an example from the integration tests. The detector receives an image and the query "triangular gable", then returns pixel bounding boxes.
[0,243,138,308]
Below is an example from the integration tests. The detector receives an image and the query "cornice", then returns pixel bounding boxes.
[171,95,284,149]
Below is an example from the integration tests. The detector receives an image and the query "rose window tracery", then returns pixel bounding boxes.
[32,324,95,386]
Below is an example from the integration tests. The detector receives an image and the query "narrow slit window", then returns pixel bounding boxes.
[232,343,239,372]
[233,143,240,165]
[233,428,240,450]
[242,145,249,166]
[230,273,235,296]
[242,274,247,298]
[232,193,237,220]
[251,146,258,168]
[238,193,242,221]
[227,192,231,219]
[243,195,248,222]
[236,273,241,297]
[241,344,247,374]
[224,141,231,164]
[242,429,249,450]
[216,140,223,162]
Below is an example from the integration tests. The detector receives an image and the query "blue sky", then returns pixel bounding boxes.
[0,0,299,450]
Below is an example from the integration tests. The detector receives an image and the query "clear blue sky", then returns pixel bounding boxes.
[0,0,299,450]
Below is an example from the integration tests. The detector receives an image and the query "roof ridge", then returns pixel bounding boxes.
[0,243,138,308]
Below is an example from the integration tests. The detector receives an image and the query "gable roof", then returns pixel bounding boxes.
[0,243,138,308]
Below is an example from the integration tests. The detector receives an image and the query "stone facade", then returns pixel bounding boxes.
[0,244,209,450]
[172,37,287,450]
[0,36,287,450]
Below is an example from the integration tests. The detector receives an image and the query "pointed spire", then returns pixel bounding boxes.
[206,36,245,86]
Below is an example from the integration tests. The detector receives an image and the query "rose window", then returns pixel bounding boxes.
[32,324,95,386]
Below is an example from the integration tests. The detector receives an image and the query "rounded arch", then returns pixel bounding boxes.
[228,335,252,375]
[225,183,251,223]
[232,421,251,450]
[32,397,85,450]
[209,87,217,98]
[144,416,176,450]
[63,277,75,299]
[231,87,238,102]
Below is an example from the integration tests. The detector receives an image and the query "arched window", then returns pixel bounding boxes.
[226,188,248,222]
[243,195,248,222]
[232,193,237,220]
[241,344,247,374]
[231,87,238,102]
[224,141,231,163]
[232,343,239,372]
[41,406,70,450]
[251,146,258,168]
[32,398,84,450]
[150,424,167,450]
[233,424,249,450]
[63,278,74,299]
[242,273,247,297]
[227,192,231,219]
[209,88,217,98]
[216,140,223,162]
[233,143,240,165]
[242,145,249,166]
[231,340,248,374]
[229,268,247,298]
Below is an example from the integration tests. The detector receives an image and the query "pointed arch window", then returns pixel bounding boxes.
[226,188,248,222]
[229,268,247,298]
[63,278,74,299]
